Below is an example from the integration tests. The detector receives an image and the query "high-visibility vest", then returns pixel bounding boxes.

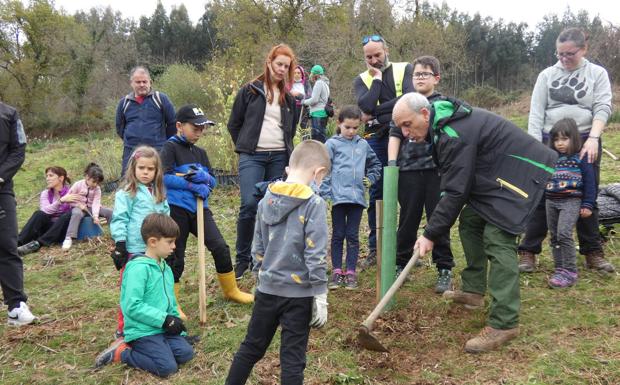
[359,62,408,103]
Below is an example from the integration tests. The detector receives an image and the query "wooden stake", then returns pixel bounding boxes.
[376,200,383,305]
[196,198,207,325]
[603,147,618,161]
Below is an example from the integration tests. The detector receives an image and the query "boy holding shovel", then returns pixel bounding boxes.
[160,104,253,306]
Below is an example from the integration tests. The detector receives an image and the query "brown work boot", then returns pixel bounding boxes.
[442,290,484,309]
[584,250,615,273]
[465,326,520,353]
[517,250,536,273]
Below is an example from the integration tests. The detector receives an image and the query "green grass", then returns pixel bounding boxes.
[0,119,618,384]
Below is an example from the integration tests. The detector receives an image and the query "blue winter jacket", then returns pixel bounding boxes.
[110,184,170,254]
[160,135,217,213]
[115,90,176,149]
[319,135,382,207]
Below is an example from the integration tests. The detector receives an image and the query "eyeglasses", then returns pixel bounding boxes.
[413,72,435,79]
[555,49,581,58]
[362,35,384,46]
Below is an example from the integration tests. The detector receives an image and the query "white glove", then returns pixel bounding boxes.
[309,292,328,328]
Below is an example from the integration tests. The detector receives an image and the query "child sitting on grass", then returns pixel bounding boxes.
[61,163,112,250]
[95,213,193,377]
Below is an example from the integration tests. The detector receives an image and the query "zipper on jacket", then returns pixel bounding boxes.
[161,263,171,310]
[496,178,529,199]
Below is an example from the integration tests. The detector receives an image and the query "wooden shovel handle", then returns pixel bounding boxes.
[197,198,207,325]
[361,249,421,331]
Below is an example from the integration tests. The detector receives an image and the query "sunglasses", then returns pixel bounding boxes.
[362,35,384,46]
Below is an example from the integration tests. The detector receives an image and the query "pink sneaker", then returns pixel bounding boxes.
[548,269,578,288]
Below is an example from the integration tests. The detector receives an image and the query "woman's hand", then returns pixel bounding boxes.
[580,137,599,164]
[580,208,592,218]
[60,193,80,203]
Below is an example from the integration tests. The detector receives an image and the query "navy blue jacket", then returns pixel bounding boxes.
[115,90,176,149]
[160,136,217,213]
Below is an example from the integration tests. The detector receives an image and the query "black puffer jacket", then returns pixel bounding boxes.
[423,98,558,241]
[0,102,26,196]
[227,80,297,156]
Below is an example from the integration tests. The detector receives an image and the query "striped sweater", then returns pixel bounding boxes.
[545,153,596,209]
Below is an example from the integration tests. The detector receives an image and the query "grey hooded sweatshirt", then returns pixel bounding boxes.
[303,75,330,115]
[252,181,328,298]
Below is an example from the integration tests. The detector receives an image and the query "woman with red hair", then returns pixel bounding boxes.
[227,44,298,279]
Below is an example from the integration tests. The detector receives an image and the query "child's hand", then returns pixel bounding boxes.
[110,241,128,271]
[189,169,211,184]
[310,293,328,329]
[580,208,592,218]
[78,203,87,211]
[189,183,210,200]
[363,177,371,188]
[162,315,186,335]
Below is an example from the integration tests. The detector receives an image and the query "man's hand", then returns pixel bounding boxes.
[309,293,328,328]
[162,315,186,335]
[111,241,128,270]
[367,65,382,81]
[580,207,592,218]
[414,235,434,257]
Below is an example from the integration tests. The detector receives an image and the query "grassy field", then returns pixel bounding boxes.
[0,116,619,385]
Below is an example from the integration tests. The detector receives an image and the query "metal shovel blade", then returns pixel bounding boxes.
[357,325,389,352]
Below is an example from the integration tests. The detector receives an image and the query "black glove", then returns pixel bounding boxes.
[111,241,128,271]
[184,335,201,345]
[162,315,186,335]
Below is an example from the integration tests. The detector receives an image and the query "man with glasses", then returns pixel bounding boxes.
[386,56,455,293]
[354,35,414,268]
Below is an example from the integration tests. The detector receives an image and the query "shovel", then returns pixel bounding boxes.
[357,249,421,352]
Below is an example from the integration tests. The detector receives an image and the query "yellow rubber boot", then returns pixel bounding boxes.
[173,283,188,321]
[217,271,254,304]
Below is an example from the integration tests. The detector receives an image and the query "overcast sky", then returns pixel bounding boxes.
[52,0,619,28]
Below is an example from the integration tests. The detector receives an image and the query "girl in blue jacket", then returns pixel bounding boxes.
[110,146,171,335]
[320,106,381,289]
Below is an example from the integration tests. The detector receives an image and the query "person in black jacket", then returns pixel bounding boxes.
[386,56,454,293]
[0,101,36,326]
[393,93,557,353]
[227,44,298,279]
[354,35,414,267]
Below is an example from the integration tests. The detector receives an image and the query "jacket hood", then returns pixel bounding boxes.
[262,181,314,225]
[317,75,330,86]
[430,98,472,140]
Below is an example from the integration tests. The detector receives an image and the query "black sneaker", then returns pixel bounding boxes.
[235,262,250,281]
[360,250,377,270]
[435,269,453,294]
[17,240,40,256]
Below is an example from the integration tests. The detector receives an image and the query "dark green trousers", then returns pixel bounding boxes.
[458,205,520,329]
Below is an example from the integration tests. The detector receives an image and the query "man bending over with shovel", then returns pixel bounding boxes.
[392,93,557,353]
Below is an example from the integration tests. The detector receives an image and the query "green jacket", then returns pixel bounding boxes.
[120,255,180,343]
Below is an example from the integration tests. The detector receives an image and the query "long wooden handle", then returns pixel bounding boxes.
[361,249,420,331]
[196,198,207,325]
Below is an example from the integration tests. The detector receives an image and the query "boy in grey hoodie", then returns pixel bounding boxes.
[225,140,331,385]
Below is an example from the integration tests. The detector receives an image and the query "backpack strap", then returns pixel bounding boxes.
[120,91,166,133]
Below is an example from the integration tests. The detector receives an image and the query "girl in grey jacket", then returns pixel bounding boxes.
[320,106,381,289]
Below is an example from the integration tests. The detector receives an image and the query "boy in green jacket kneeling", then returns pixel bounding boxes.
[95,213,194,377]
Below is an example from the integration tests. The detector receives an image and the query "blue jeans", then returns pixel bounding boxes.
[235,151,288,266]
[310,117,328,143]
[331,203,364,272]
[122,334,194,377]
[366,135,388,251]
